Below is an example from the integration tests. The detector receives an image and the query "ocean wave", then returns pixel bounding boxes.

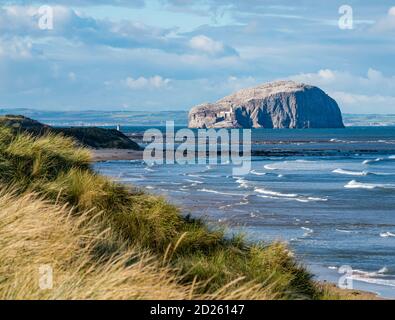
[263,164,278,170]
[362,158,384,165]
[250,170,266,176]
[345,180,395,190]
[336,229,355,233]
[349,269,395,288]
[184,179,203,185]
[118,176,145,183]
[330,138,395,144]
[235,177,249,188]
[301,227,314,237]
[197,188,242,196]
[255,188,327,202]
[255,188,298,198]
[363,156,395,165]
[295,197,327,203]
[295,159,315,163]
[328,266,395,287]
[333,168,369,176]
[219,198,249,210]
[380,232,395,238]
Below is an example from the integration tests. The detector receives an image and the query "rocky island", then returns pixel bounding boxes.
[188,81,344,129]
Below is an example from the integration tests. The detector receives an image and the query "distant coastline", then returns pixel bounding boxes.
[1,109,395,128]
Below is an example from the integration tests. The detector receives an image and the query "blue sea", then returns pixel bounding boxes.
[94,126,395,298]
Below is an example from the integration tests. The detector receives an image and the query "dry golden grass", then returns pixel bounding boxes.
[0,189,276,300]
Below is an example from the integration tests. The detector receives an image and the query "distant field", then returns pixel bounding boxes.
[0,109,189,127]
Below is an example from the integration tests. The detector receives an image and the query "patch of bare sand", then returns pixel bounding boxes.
[91,149,143,162]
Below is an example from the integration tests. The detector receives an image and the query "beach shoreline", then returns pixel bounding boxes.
[91,149,143,162]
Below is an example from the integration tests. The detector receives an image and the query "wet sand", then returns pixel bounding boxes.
[91,149,143,162]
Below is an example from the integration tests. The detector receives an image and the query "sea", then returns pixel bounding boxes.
[94,126,395,299]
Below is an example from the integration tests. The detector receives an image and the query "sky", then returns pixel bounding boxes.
[0,0,395,113]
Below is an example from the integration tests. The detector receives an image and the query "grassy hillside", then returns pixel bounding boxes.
[0,125,372,300]
[0,115,141,150]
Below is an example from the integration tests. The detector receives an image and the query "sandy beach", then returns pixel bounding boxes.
[91,149,143,162]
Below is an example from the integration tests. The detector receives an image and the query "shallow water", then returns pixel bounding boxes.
[94,126,395,298]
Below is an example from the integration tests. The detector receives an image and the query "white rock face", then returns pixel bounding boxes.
[188,81,344,129]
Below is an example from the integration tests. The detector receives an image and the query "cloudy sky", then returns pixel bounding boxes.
[0,0,395,113]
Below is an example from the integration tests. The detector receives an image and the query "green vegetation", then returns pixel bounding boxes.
[0,125,372,299]
[0,115,141,150]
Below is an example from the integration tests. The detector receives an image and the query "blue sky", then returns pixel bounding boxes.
[0,0,395,113]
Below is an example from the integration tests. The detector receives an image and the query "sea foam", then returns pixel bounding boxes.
[333,168,368,176]
[380,232,395,238]
[263,164,278,170]
[250,170,266,176]
[198,188,242,196]
[255,188,298,198]
[255,188,327,202]
[345,180,395,190]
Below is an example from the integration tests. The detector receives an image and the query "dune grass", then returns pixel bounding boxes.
[0,190,282,300]
[0,125,361,300]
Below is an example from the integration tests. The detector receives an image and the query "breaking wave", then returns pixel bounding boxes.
[255,188,297,198]
[363,156,395,165]
[197,188,242,196]
[250,170,266,176]
[255,188,327,202]
[380,232,395,238]
[345,180,395,190]
[332,168,369,176]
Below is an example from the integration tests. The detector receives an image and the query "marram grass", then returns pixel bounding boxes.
[0,126,371,300]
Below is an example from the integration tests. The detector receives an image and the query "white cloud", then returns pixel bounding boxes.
[290,68,395,95]
[289,68,395,114]
[371,7,395,33]
[124,75,171,90]
[222,75,257,92]
[0,37,34,59]
[189,35,225,55]
[332,92,395,114]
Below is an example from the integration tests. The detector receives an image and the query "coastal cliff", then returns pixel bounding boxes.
[0,115,141,150]
[188,81,344,129]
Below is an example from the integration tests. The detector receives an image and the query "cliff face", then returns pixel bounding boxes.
[188,81,344,129]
